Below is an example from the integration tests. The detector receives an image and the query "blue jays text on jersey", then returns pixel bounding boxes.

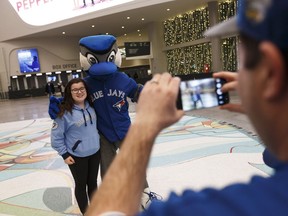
[91,89,126,102]
[91,89,127,112]
[84,72,142,143]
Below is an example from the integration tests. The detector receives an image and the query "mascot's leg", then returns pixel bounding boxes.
[99,134,119,178]
[100,134,162,210]
[110,149,160,210]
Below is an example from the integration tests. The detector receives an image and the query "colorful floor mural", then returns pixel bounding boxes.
[0,114,271,215]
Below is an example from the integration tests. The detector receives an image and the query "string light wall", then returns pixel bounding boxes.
[219,0,238,71]
[164,0,238,75]
[167,43,212,75]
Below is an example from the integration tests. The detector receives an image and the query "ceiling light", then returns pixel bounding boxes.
[55,71,61,74]
[122,26,125,29]
[139,34,142,37]
[26,74,32,77]
[36,73,42,76]
[12,75,18,78]
[46,72,52,75]
[167,8,170,11]
[62,31,66,35]
[92,25,95,28]
[127,16,130,19]
[141,18,145,21]
[137,30,140,32]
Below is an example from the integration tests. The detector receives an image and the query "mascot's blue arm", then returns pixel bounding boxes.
[131,83,143,103]
[48,96,63,119]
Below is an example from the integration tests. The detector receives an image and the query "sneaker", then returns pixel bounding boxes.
[141,190,163,210]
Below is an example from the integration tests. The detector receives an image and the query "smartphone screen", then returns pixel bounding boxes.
[177,77,229,111]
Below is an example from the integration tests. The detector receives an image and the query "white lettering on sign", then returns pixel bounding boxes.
[8,0,135,26]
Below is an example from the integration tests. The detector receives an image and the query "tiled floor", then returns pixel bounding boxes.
[0,95,269,216]
[0,97,50,123]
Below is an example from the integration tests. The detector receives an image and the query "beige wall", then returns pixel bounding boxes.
[0,36,81,91]
[5,37,81,75]
[0,31,159,92]
[0,1,184,93]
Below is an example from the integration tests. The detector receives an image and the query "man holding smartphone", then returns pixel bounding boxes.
[178,77,229,111]
[85,0,288,215]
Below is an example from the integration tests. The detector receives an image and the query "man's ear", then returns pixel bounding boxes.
[259,42,286,100]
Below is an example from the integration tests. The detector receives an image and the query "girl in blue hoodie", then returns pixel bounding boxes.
[51,78,100,215]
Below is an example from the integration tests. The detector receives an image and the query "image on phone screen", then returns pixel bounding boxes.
[178,77,229,111]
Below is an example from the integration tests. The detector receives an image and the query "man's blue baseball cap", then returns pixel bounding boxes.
[204,0,288,49]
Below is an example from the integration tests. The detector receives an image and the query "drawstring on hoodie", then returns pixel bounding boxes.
[81,109,93,127]
[81,109,87,126]
[86,109,93,125]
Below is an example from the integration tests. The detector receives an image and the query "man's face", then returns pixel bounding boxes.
[237,42,265,133]
[238,44,251,110]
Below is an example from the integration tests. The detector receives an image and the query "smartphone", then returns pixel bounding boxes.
[177,77,229,111]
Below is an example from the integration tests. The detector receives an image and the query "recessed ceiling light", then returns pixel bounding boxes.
[141,18,145,21]
[92,25,95,28]
[167,8,170,11]
[137,29,140,32]
[124,34,127,36]
[106,33,109,35]
[127,16,130,19]
[122,26,125,29]
[62,31,66,34]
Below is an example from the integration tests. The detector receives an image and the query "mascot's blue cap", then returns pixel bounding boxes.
[79,35,117,54]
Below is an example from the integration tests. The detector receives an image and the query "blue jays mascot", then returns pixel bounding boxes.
[49,35,160,209]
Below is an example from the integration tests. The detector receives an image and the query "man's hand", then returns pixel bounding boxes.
[135,72,184,136]
[48,96,63,119]
[213,71,246,114]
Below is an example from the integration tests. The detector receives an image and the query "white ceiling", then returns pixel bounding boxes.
[0,0,214,42]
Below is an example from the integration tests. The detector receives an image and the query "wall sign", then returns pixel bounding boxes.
[17,48,40,73]
[124,42,151,59]
[9,0,134,26]
[52,64,78,70]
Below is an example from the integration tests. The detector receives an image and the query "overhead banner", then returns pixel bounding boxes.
[8,0,134,26]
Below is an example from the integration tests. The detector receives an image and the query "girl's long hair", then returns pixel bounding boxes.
[58,78,93,118]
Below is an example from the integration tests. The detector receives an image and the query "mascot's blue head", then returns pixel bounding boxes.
[79,35,122,78]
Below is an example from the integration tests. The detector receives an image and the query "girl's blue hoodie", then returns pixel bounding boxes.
[51,101,100,159]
